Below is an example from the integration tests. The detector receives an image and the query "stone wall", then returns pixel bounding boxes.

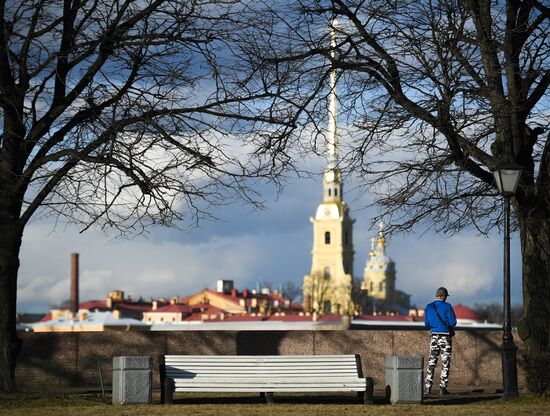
[15,329,525,392]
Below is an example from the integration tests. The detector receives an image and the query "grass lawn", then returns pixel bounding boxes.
[1,391,549,416]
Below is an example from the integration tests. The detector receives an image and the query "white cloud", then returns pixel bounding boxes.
[17,169,523,314]
[17,218,312,312]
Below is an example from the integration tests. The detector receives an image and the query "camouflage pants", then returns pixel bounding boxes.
[425,334,452,389]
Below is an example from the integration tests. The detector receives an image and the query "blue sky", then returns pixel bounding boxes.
[17,168,523,314]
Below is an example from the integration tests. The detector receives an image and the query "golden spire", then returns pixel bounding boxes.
[327,20,338,167]
[377,222,386,251]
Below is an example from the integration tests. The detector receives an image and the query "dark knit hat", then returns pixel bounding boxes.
[436,287,449,297]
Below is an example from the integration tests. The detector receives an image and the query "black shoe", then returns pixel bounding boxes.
[439,387,450,396]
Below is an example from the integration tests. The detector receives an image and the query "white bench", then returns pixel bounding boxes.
[159,354,374,404]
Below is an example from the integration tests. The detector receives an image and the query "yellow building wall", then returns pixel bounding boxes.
[186,291,244,314]
[304,202,354,314]
[143,312,182,322]
[362,270,396,301]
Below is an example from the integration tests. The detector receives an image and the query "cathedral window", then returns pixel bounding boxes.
[324,267,331,279]
[334,188,338,197]
[328,189,331,196]
[370,282,373,292]
[379,282,384,292]
[324,231,331,244]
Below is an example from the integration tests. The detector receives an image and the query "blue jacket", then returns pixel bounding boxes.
[424,300,457,334]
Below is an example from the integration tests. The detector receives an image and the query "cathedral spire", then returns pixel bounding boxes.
[304,19,354,316]
[322,21,342,201]
[327,21,338,168]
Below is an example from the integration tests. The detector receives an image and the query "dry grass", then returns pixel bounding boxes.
[1,392,549,416]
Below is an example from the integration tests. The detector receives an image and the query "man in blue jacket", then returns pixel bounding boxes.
[424,287,457,396]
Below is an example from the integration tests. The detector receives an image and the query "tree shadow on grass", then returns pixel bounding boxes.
[172,393,372,405]
[425,395,501,406]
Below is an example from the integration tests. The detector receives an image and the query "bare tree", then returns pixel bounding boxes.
[303,271,331,314]
[258,280,302,302]
[474,302,523,326]
[282,281,302,303]
[0,0,308,391]
[244,0,550,394]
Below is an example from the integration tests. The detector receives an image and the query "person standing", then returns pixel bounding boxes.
[424,287,457,396]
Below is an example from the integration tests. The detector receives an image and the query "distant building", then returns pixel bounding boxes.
[40,289,160,323]
[143,280,301,323]
[143,301,225,323]
[357,223,411,315]
[31,310,149,332]
[453,304,483,325]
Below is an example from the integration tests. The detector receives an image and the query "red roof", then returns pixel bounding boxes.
[79,300,108,310]
[355,315,414,322]
[453,304,482,321]
[148,304,191,313]
[117,302,156,312]
[39,313,52,322]
[204,314,342,323]
[210,315,264,322]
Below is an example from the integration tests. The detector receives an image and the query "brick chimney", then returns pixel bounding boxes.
[70,253,79,313]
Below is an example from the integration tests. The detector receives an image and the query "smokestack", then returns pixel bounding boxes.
[70,253,79,313]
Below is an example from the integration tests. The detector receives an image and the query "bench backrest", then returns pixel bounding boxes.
[161,355,363,380]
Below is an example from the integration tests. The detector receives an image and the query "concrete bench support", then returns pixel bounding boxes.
[385,355,423,404]
[112,356,152,405]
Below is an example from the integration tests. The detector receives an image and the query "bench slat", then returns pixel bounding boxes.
[165,362,358,368]
[171,387,365,392]
[165,355,357,359]
[173,379,364,385]
[164,357,359,368]
[165,361,358,366]
[165,358,358,364]
[166,373,358,379]
[167,376,360,380]
[165,360,358,362]
[166,371,359,376]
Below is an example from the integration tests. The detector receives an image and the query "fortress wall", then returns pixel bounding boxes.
[15,328,523,392]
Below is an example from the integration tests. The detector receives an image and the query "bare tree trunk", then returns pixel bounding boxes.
[518,206,550,395]
[0,90,26,391]
[0,210,23,392]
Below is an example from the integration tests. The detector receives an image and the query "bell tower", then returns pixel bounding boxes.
[303,22,354,315]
